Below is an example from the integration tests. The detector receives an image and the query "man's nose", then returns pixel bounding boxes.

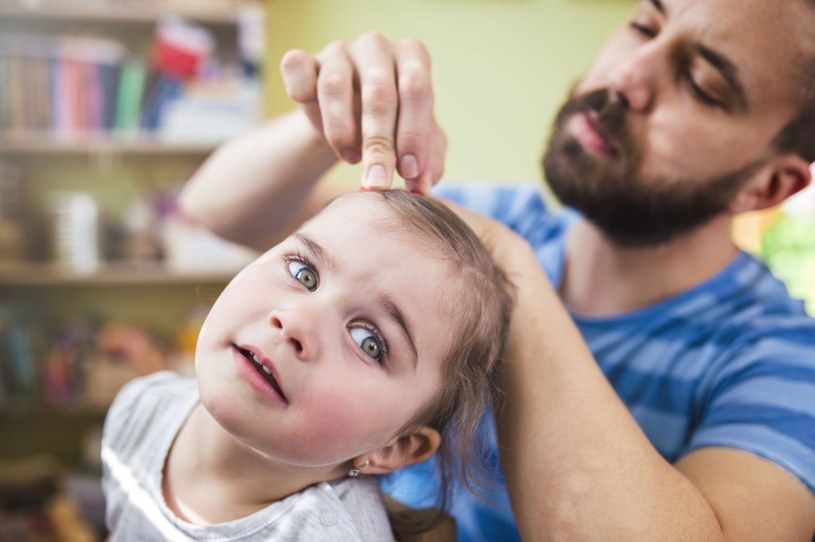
[607,43,664,113]
[268,307,319,361]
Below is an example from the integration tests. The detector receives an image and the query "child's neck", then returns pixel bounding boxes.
[162,403,344,524]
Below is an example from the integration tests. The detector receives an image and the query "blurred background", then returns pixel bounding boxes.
[0,0,812,540]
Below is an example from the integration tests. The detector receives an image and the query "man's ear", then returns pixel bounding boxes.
[730,155,811,214]
[356,426,441,476]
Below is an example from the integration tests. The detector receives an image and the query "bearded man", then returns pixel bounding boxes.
[179,0,815,539]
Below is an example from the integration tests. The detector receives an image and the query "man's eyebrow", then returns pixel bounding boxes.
[695,44,749,112]
[381,297,418,370]
[293,232,338,271]
[647,0,665,15]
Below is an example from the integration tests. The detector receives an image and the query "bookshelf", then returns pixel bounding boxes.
[0,3,264,536]
[0,2,240,25]
[0,135,219,155]
[0,262,234,286]
[0,0,262,391]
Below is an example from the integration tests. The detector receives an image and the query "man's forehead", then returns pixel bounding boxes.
[662,0,814,104]
[665,0,815,50]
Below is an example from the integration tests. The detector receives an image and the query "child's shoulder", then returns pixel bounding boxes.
[327,477,392,540]
[102,370,197,450]
[109,370,194,415]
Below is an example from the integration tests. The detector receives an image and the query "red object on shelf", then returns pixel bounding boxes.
[154,39,200,79]
[153,16,214,79]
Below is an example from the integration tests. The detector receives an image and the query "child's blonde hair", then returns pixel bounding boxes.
[366,190,514,509]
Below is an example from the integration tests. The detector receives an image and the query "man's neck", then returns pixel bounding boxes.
[162,404,343,524]
[560,216,740,317]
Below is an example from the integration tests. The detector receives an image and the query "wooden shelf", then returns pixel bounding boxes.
[0,134,220,156]
[0,2,239,26]
[0,402,109,419]
[0,262,235,286]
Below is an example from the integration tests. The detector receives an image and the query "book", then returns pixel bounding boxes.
[114,56,147,136]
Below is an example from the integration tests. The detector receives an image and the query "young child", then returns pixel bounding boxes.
[101,190,513,541]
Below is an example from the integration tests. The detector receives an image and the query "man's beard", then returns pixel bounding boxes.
[542,88,762,247]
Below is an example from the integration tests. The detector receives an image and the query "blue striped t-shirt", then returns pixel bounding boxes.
[384,183,815,542]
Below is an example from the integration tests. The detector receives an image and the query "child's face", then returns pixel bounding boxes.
[195,193,456,469]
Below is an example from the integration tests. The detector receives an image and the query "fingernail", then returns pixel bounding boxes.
[342,149,360,163]
[399,154,419,179]
[364,165,389,189]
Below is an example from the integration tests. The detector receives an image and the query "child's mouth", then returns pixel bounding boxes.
[235,345,288,403]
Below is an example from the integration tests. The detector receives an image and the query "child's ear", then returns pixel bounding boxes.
[730,154,811,214]
[357,426,441,475]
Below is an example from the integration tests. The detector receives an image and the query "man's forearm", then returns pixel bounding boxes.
[179,110,339,250]
[497,241,723,541]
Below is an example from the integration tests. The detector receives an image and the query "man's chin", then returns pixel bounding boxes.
[543,143,607,198]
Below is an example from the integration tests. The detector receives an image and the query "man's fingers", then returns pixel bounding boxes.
[407,125,446,195]
[281,34,441,183]
[280,49,318,104]
[351,33,399,190]
[392,38,434,183]
[315,41,359,161]
[280,50,325,142]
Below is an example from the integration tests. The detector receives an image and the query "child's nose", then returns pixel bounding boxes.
[268,309,316,360]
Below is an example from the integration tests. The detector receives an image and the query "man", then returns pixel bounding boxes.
[179,0,815,539]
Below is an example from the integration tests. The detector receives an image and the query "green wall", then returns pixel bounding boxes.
[264,0,633,185]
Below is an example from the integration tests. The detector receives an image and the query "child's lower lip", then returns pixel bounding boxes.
[231,346,288,406]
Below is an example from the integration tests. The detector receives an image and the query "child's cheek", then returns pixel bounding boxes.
[296,386,397,460]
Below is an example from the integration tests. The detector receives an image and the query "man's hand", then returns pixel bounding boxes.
[280,33,447,194]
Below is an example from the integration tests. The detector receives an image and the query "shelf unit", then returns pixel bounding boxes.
[0,261,235,286]
[0,135,220,156]
[0,3,259,490]
[0,2,240,25]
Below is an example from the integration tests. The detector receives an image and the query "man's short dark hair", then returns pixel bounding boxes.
[772,7,815,162]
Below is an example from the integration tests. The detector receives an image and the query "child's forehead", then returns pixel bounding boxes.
[320,192,411,230]
[325,191,388,214]
[312,191,458,263]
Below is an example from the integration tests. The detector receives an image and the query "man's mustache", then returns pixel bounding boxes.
[561,88,629,147]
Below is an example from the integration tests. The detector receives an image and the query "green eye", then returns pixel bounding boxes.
[288,261,318,291]
[350,327,383,362]
[361,336,381,359]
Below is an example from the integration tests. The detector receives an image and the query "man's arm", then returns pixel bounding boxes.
[476,214,815,541]
[181,31,815,540]
[179,34,446,250]
[179,110,340,251]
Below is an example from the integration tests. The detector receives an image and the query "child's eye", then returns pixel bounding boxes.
[287,259,318,291]
[349,326,386,363]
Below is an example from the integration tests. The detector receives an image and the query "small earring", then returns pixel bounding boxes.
[348,459,369,478]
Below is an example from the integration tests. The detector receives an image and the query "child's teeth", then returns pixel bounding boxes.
[251,353,259,363]
[262,365,272,375]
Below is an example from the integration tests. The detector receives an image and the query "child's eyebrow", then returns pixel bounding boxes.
[295,230,419,370]
[380,298,418,370]
[293,232,338,272]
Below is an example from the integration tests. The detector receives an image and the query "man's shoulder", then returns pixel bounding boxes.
[434,182,572,249]
[713,252,814,339]
[435,182,546,213]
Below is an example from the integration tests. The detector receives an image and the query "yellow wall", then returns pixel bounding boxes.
[263,0,634,186]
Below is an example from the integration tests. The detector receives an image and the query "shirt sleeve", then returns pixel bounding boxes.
[433,182,573,286]
[102,376,147,446]
[686,324,815,495]
[434,183,549,233]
